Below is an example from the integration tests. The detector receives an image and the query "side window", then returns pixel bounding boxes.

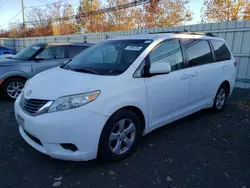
[67,46,89,58]
[37,46,65,60]
[211,40,231,61]
[182,39,213,67]
[149,39,184,71]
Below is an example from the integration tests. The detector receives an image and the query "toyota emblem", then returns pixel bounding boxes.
[26,90,32,97]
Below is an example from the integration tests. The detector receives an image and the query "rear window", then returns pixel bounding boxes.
[211,40,231,61]
[66,46,89,58]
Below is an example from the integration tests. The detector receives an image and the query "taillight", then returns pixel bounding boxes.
[234,61,238,68]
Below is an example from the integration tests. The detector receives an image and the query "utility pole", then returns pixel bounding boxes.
[21,0,26,37]
[90,0,93,32]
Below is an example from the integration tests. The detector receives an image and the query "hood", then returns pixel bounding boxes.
[0,54,14,58]
[23,67,117,100]
[0,56,24,66]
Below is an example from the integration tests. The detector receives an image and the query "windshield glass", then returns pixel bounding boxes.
[14,44,45,60]
[66,40,152,75]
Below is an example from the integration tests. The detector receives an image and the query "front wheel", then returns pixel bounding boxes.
[1,78,25,100]
[212,84,228,112]
[98,109,141,161]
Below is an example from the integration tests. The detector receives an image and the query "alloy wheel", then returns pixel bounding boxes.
[215,87,226,109]
[6,81,24,99]
[109,118,136,155]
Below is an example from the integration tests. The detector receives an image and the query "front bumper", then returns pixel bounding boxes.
[14,96,109,161]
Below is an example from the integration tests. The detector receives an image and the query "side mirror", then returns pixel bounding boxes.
[149,63,171,75]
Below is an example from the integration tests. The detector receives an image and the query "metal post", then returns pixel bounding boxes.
[90,0,93,32]
[21,0,26,37]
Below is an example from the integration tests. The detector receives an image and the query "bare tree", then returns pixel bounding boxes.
[26,8,53,37]
[47,2,76,35]
[26,1,76,36]
[143,0,193,28]
[7,23,24,38]
[76,0,106,32]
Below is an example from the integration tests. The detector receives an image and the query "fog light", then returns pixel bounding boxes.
[60,143,78,152]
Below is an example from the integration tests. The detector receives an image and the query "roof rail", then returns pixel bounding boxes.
[148,31,215,37]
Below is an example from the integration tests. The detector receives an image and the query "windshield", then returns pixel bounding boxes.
[14,44,45,60]
[66,40,152,75]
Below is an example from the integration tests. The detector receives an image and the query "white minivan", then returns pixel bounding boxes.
[14,32,237,161]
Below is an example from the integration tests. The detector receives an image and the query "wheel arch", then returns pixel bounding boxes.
[0,71,31,86]
[97,105,147,160]
[0,75,28,87]
[221,80,230,95]
[105,106,146,134]
[0,71,31,80]
[0,75,28,99]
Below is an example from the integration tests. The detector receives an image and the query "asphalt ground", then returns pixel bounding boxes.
[0,88,250,188]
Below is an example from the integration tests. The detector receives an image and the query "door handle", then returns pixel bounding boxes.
[222,65,227,68]
[191,71,198,77]
[181,74,190,80]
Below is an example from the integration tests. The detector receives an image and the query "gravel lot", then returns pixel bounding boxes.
[0,89,250,188]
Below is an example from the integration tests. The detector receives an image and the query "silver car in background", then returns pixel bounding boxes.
[0,42,92,100]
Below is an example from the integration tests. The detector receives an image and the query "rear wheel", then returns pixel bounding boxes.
[98,109,141,161]
[212,84,228,112]
[1,78,25,100]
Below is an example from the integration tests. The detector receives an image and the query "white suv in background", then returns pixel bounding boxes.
[14,32,237,161]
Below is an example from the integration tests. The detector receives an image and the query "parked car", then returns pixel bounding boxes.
[0,42,92,100]
[0,45,15,55]
[14,32,236,161]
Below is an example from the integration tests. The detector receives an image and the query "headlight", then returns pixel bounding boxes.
[47,91,100,113]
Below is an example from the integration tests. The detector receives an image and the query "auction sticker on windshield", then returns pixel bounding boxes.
[125,46,143,51]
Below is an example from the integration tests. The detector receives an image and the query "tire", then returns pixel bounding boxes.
[211,84,228,112]
[98,109,141,161]
[1,78,25,100]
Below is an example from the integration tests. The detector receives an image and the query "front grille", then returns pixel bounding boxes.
[20,95,49,115]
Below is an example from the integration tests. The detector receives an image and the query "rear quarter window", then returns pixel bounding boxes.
[211,40,231,61]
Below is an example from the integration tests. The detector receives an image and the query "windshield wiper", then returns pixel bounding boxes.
[61,59,72,69]
[66,59,72,64]
[72,68,100,75]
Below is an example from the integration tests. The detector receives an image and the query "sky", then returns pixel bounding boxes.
[0,0,203,30]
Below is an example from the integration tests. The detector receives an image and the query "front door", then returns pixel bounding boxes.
[144,39,190,129]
